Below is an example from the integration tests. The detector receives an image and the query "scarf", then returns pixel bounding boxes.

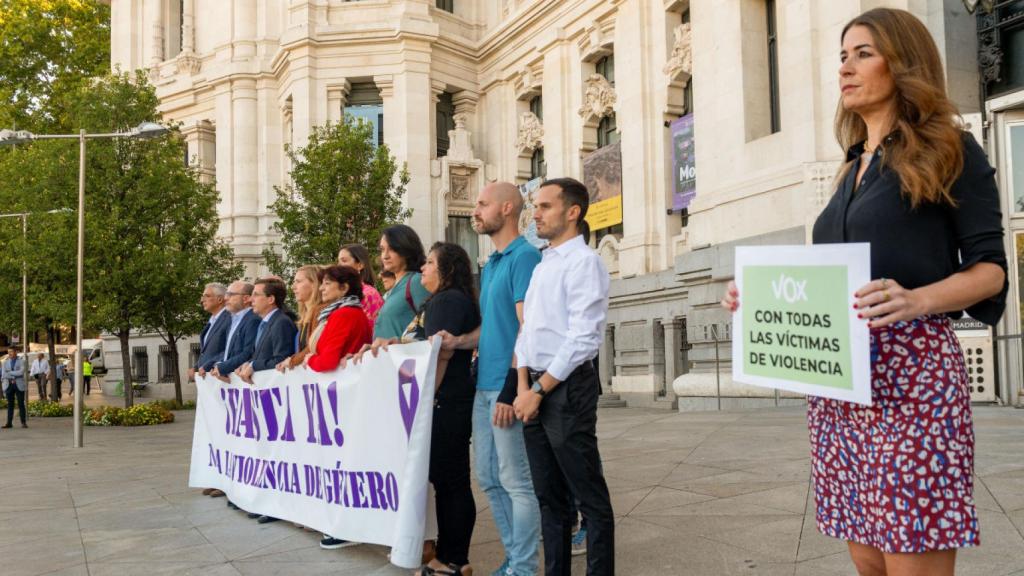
[317,295,362,325]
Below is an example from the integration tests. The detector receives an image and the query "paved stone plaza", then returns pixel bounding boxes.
[1,400,1023,575]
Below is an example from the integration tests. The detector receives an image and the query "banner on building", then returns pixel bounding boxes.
[583,141,623,230]
[732,244,872,405]
[189,340,440,569]
[518,177,547,249]
[671,114,696,211]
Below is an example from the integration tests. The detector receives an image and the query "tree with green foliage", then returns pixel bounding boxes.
[0,0,111,131]
[63,70,240,407]
[263,119,411,279]
[0,0,111,394]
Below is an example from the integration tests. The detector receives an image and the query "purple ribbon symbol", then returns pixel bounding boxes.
[398,359,419,440]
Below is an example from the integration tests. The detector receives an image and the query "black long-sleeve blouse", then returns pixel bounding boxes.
[811,132,1008,325]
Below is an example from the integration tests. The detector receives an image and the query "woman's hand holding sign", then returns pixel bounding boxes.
[721,281,739,312]
[853,278,926,329]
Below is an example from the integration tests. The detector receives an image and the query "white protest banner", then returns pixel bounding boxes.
[732,244,872,405]
[188,340,440,569]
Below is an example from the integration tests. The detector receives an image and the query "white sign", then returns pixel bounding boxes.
[189,340,440,569]
[732,244,872,405]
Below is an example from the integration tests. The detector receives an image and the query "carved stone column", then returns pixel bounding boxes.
[176,0,201,75]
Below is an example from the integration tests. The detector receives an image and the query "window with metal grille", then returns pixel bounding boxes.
[158,345,175,382]
[188,342,200,370]
[436,92,455,157]
[132,346,149,382]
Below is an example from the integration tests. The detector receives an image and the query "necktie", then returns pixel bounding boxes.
[256,320,267,348]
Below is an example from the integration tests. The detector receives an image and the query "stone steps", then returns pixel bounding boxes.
[598,393,627,408]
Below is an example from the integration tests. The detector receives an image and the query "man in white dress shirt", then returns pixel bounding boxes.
[29,353,49,401]
[513,177,614,576]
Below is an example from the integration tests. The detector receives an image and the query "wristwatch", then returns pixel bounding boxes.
[530,381,546,397]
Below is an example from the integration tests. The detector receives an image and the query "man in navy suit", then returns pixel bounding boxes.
[235,277,297,523]
[238,277,297,382]
[210,280,260,381]
[188,282,231,381]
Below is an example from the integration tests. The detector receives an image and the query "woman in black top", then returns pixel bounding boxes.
[723,9,1005,576]
[393,242,481,575]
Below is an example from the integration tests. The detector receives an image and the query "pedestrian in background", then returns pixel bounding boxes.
[29,353,48,401]
[2,347,27,428]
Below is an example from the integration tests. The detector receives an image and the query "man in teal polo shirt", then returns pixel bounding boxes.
[439,181,541,576]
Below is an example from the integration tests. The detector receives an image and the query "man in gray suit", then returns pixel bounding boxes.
[2,347,27,428]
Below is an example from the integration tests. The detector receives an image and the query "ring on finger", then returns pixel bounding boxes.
[883,290,891,302]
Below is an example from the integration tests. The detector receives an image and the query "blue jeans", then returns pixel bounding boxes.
[472,390,540,576]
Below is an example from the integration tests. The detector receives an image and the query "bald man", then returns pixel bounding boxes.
[438,181,542,576]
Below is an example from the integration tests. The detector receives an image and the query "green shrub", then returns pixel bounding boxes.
[147,399,196,411]
[27,400,75,417]
[83,403,174,426]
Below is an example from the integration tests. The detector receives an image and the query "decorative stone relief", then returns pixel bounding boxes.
[978,32,1003,85]
[516,111,544,153]
[962,0,995,14]
[578,74,617,124]
[450,174,471,202]
[662,22,692,81]
[597,234,621,278]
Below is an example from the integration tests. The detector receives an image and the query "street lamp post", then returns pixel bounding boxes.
[0,122,169,447]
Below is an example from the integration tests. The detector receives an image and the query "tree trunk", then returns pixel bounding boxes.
[119,328,134,408]
[46,320,59,402]
[169,336,183,405]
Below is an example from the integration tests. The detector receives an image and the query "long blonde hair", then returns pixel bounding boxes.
[835,8,964,208]
[294,265,324,338]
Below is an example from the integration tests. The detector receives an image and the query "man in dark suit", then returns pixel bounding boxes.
[235,277,297,523]
[238,277,297,380]
[188,282,231,381]
[210,280,260,381]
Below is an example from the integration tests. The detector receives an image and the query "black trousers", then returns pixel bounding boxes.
[429,398,476,567]
[524,363,614,576]
[5,385,26,425]
[34,374,46,401]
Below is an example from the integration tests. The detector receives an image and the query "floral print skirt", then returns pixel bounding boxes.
[807,315,979,553]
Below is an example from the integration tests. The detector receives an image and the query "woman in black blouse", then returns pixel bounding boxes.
[367,242,481,575]
[723,8,1005,576]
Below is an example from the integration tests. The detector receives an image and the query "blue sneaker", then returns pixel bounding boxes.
[489,558,510,576]
[571,527,587,556]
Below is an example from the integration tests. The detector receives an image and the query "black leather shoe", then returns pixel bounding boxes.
[227,500,239,510]
[257,516,279,524]
[20,423,27,428]
[1,424,12,429]
[247,512,260,519]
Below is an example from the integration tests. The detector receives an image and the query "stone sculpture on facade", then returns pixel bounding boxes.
[578,74,617,124]
[516,111,544,153]
[662,22,693,80]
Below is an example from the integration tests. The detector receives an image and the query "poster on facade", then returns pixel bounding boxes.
[189,340,440,569]
[518,177,546,249]
[671,114,696,211]
[583,141,623,230]
[732,244,872,405]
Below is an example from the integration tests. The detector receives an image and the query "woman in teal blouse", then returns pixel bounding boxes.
[373,224,431,339]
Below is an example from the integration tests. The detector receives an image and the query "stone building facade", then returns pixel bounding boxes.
[109,0,1008,408]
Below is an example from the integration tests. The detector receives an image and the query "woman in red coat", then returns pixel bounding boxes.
[306,265,373,373]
